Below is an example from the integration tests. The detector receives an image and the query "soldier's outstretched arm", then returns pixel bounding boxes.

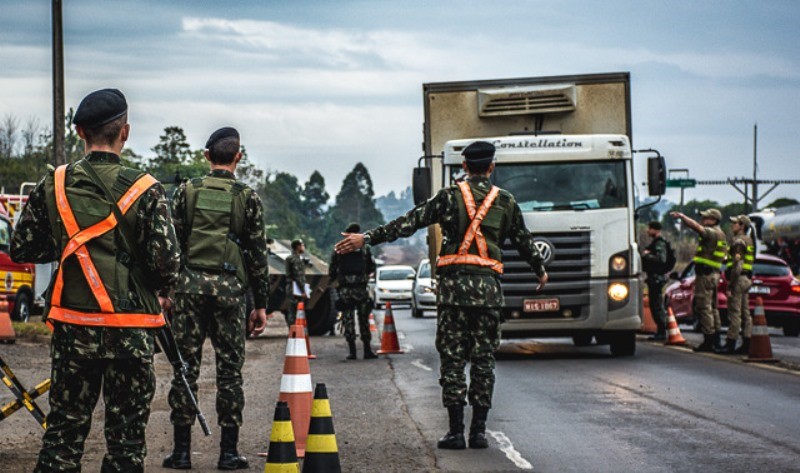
[10,178,59,263]
[335,189,449,254]
[670,211,703,234]
[508,201,548,291]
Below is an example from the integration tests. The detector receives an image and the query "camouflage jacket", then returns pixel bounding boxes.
[171,169,270,308]
[329,246,376,302]
[285,252,306,297]
[10,152,180,359]
[643,236,668,284]
[366,176,544,308]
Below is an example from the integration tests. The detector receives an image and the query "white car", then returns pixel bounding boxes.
[412,259,436,318]
[374,265,415,308]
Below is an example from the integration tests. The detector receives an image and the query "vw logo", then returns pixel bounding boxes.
[533,238,555,266]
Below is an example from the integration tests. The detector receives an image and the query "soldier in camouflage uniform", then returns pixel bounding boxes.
[720,215,755,354]
[329,223,377,360]
[671,209,728,352]
[642,221,669,340]
[10,89,181,472]
[336,141,548,451]
[165,127,269,470]
[284,239,308,327]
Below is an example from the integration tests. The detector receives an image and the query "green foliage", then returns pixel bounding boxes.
[322,163,385,251]
[766,198,800,209]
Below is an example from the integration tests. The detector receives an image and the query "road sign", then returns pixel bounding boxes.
[666,178,696,188]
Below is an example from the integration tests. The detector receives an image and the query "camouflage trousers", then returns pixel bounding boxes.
[647,279,667,335]
[435,305,501,408]
[285,295,300,327]
[35,357,155,473]
[727,277,752,340]
[694,271,721,335]
[169,294,245,427]
[342,299,372,343]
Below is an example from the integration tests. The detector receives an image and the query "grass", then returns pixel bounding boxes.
[10,322,51,343]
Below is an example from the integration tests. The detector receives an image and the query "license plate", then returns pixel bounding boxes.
[749,286,770,295]
[523,298,560,312]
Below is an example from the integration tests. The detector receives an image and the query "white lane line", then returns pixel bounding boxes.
[487,430,533,470]
[403,343,414,352]
[398,332,406,340]
[411,359,432,371]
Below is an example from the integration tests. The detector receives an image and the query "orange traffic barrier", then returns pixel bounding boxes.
[279,324,314,457]
[0,296,15,343]
[745,297,778,363]
[664,307,687,346]
[376,302,404,355]
[295,302,316,360]
[639,293,657,334]
[368,312,379,336]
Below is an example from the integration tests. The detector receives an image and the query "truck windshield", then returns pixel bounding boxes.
[489,161,628,211]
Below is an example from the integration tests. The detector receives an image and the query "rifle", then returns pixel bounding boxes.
[156,322,211,436]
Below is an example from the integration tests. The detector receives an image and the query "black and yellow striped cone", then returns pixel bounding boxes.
[302,384,341,473]
[264,401,300,473]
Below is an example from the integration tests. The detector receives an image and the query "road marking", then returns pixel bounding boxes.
[403,343,414,352]
[411,359,432,371]
[487,430,533,470]
[398,332,406,340]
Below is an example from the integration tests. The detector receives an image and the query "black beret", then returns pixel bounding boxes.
[345,223,361,233]
[72,89,127,128]
[462,141,495,163]
[206,127,239,149]
[648,221,662,230]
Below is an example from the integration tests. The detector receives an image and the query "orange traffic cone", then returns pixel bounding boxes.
[0,296,16,343]
[279,325,314,457]
[664,307,687,346]
[376,302,404,355]
[295,302,316,360]
[639,294,657,334]
[745,297,778,363]
[368,312,379,336]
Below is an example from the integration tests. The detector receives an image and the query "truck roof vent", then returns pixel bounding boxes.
[478,83,576,117]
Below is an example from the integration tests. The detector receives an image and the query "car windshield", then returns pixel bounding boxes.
[380,269,415,281]
[753,262,791,277]
[418,263,431,278]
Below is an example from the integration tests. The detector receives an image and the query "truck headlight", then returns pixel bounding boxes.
[609,251,629,275]
[608,282,629,301]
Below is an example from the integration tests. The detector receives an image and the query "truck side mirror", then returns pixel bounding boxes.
[647,156,666,196]
[412,167,432,205]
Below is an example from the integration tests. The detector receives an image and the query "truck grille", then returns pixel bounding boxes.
[500,231,591,319]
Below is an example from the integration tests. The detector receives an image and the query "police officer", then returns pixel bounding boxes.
[11,89,181,472]
[285,239,307,327]
[336,141,548,451]
[719,215,755,354]
[642,221,669,340]
[670,208,728,352]
[329,223,377,360]
[164,127,269,470]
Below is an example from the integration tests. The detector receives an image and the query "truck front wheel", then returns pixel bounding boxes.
[12,291,31,323]
[609,331,636,357]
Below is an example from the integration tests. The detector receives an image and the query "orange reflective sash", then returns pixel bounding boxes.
[49,165,163,328]
[437,181,504,274]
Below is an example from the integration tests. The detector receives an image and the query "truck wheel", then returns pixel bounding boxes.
[572,334,593,347]
[12,292,31,323]
[783,323,800,337]
[609,331,636,357]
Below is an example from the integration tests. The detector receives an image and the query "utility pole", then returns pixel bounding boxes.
[752,123,758,212]
[52,0,65,166]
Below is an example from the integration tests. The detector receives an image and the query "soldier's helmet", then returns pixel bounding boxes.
[699,208,722,223]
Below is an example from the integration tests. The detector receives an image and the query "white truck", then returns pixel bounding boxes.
[413,72,666,356]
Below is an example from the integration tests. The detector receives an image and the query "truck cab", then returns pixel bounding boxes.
[0,207,35,322]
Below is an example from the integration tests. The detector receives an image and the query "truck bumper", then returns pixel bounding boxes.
[500,276,642,338]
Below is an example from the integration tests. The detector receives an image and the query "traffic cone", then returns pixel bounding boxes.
[368,312,379,336]
[279,325,314,457]
[376,302,404,355]
[263,401,299,472]
[745,297,778,363]
[639,294,657,334]
[664,307,687,346]
[302,384,341,473]
[0,296,15,343]
[295,302,316,360]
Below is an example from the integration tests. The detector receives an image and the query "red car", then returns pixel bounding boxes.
[664,253,800,337]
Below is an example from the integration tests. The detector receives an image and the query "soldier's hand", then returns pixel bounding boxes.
[670,211,683,220]
[248,308,268,337]
[158,296,173,314]
[335,233,365,254]
[537,272,548,292]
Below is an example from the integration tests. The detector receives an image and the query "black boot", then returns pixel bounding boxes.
[715,338,737,354]
[713,331,723,350]
[163,425,192,469]
[469,406,489,449]
[735,337,750,355]
[437,406,466,450]
[346,340,357,360]
[693,334,714,352]
[217,426,248,470]
[363,341,377,359]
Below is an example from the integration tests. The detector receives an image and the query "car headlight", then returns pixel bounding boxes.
[380,288,390,293]
[418,285,434,294]
[608,282,629,301]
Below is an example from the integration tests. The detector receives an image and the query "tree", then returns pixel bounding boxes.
[323,163,384,251]
[150,126,192,179]
[302,171,329,221]
[234,145,264,188]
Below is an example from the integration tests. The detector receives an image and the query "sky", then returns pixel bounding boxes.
[0,0,798,206]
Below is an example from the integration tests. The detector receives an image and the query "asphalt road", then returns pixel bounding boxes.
[387,306,800,473]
